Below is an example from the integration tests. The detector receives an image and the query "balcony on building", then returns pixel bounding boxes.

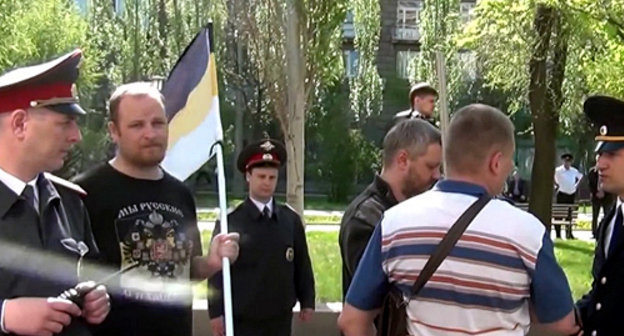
[392,25,420,42]
[342,10,355,40]
[393,0,422,42]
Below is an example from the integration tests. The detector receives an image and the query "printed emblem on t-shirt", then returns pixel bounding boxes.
[115,202,194,304]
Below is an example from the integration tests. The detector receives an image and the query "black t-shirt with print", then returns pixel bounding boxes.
[74,163,202,336]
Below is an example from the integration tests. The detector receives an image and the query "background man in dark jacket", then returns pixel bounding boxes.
[339,119,442,298]
[506,169,528,202]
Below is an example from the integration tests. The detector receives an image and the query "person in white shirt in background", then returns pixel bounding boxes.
[554,153,583,239]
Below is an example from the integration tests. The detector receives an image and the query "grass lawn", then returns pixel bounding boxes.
[195,231,595,302]
[197,211,342,224]
[194,230,342,301]
[554,239,595,300]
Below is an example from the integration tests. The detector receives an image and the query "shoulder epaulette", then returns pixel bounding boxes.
[44,173,87,196]
[283,202,301,216]
[394,109,412,119]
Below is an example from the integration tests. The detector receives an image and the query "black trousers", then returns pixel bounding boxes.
[555,192,576,239]
[234,312,293,336]
[592,195,615,237]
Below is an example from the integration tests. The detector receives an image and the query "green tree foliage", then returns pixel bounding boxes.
[463,0,624,226]
[0,0,228,177]
[464,0,624,124]
[231,0,348,214]
[415,0,464,110]
[307,82,380,202]
[0,1,88,73]
[0,0,99,177]
[349,0,383,123]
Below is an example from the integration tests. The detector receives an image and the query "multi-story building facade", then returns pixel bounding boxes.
[343,0,477,132]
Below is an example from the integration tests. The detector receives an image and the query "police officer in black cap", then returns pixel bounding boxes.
[393,82,438,122]
[0,50,110,335]
[577,95,624,335]
[208,139,315,336]
[554,152,583,239]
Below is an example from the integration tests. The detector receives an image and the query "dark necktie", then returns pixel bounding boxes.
[263,206,271,219]
[21,185,37,213]
[608,205,623,257]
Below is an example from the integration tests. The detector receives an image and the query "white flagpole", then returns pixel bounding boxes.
[214,142,235,335]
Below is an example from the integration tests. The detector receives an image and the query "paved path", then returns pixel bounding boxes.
[199,221,598,243]
[197,221,340,232]
[197,207,344,217]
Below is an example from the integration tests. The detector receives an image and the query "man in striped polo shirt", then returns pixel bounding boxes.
[338,104,579,335]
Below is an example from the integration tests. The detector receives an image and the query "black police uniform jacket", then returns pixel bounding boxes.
[577,205,622,335]
[339,175,397,299]
[208,198,315,320]
[0,175,99,336]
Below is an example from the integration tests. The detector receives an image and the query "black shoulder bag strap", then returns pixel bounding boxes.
[408,194,491,299]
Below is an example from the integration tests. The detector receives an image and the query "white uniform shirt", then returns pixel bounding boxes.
[0,168,38,209]
[554,165,583,195]
[250,196,273,217]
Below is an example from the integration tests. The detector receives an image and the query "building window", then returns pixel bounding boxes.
[397,0,422,30]
[396,50,419,79]
[343,10,355,39]
[345,10,354,25]
[395,1,422,41]
[113,0,124,16]
[344,50,359,78]
[458,51,477,79]
[460,2,476,25]
[74,0,88,15]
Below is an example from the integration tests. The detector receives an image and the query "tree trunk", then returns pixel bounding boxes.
[232,41,245,196]
[157,0,168,61]
[171,0,182,53]
[132,0,140,81]
[284,0,305,217]
[528,5,556,228]
[528,6,568,230]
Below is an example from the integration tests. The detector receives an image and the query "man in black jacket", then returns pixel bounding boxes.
[339,119,442,298]
[577,95,624,335]
[0,50,110,336]
[393,82,438,123]
[506,169,528,203]
[209,139,315,336]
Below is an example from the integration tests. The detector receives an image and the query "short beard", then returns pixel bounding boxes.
[401,176,429,200]
[120,150,165,169]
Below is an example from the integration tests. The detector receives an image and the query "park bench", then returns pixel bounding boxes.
[515,203,580,228]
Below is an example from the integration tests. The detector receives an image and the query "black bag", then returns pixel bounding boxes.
[376,195,491,336]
